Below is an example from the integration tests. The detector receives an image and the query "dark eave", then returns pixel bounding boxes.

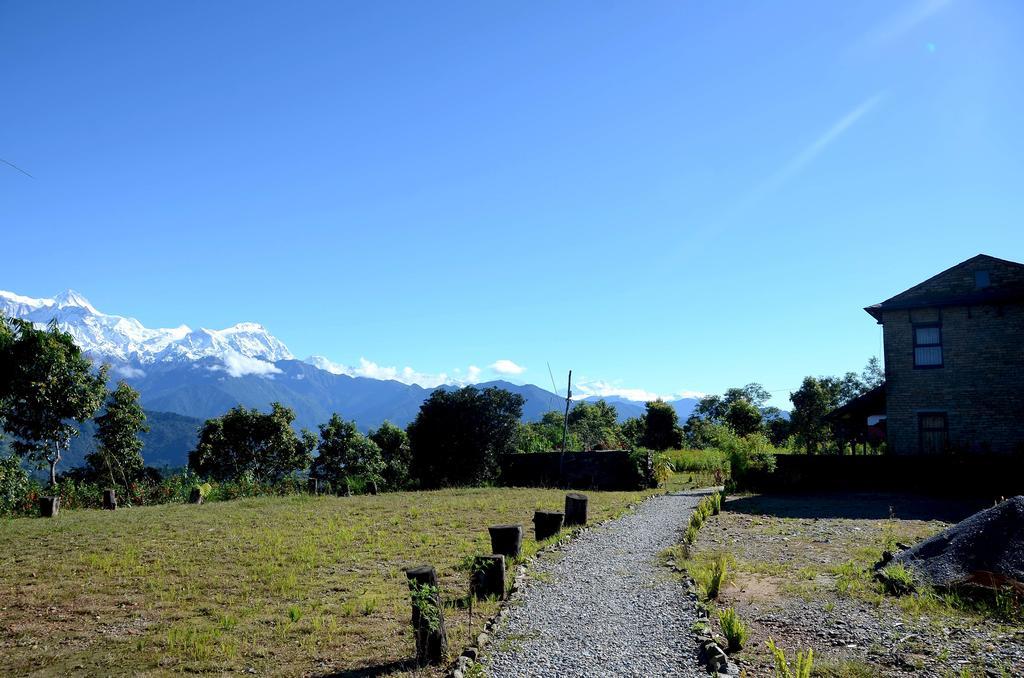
[864,284,1024,322]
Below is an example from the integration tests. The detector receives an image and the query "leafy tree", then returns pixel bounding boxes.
[861,356,885,390]
[85,381,149,491]
[761,407,792,447]
[723,383,771,410]
[311,413,384,492]
[692,394,727,424]
[0,318,108,487]
[514,411,581,453]
[370,421,413,491]
[788,376,844,454]
[408,386,524,488]
[620,416,645,448]
[724,398,763,437]
[640,400,683,451]
[189,403,314,482]
[568,400,623,450]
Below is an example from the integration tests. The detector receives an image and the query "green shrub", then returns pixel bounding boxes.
[711,492,722,515]
[879,563,916,596]
[684,524,699,544]
[0,454,42,517]
[766,637,814,678]
[707,555,729,600]
[718,606,747,652]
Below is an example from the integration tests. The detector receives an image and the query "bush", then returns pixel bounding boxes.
[879,563,916,596]
[718,606,748,653]
[713,431,778,490]
[0,454,42,517]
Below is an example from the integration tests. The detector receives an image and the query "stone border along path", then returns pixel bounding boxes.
[484,490,711,678]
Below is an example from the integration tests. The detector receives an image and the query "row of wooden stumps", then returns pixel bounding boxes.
[37,488,119,517]
[402,492,589,666]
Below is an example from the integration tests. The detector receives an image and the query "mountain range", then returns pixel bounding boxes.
[0,290,700,467]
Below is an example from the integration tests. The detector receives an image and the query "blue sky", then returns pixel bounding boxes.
[2,1,1022,406]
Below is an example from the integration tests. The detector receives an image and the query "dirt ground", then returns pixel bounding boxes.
[690,493,1024,678]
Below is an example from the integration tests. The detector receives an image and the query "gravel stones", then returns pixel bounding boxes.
[485,493,706,677]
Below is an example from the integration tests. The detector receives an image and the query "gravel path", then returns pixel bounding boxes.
[484,491,707,678]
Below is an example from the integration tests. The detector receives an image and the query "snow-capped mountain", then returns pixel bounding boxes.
[0,289,294,365]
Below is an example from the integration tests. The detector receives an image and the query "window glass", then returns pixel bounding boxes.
[915,327,940,345]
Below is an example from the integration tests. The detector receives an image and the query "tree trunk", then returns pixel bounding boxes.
[564,493,588,527]
[48,439,62,489]
[103,489,117,510]
[471,555,505,600]
[488,524,523,559]
[404,565,447,665]
[533,510,564,541]
[39,496,60,518]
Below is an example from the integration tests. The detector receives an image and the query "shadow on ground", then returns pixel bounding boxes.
[725,492,989,522]
[319,660,415,677]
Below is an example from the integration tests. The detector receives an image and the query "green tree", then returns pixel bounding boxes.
[861,356,885,390]
[724,398,763,437]
[188,403,314,482]
[311,413,384,492]
[370,421,412,491]
[568,400,623,450]
[723,383,771,410]
[0,318,108,487]
[620,416,645,448]
[640,400,683,451]
[85,381,149,491]
[788,376,844,454]
[408,386,524,488]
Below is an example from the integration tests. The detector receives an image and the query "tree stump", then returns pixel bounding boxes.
[103,489,117,511]
[404,565,448,665]
[533,510,564,541]
[488,524,523,559]
[39,496,60,518]
[307,478,320,495]
[471,554,506,600]
[188,488,204,505]
[564,492,588,527]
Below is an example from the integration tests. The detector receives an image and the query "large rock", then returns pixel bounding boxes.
[893,496,1024,591]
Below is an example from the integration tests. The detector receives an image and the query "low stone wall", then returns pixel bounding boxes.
[500,450,650,491]
[747,454,1024,498]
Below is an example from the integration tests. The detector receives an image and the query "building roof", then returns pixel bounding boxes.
[865,254,1024,322]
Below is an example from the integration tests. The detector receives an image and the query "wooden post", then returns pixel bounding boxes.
[488,524,523,559]
[39,496,60,518]
[533,510,564,541]
[188,488,204,505]
[471,555,506,600]
[103,489,117,510]
[564,493,588,527]
[405,565,448,665]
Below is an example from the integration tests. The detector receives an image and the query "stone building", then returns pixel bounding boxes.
[865,254,1024,454]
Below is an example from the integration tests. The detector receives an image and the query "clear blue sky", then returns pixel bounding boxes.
[3,1,1022,405]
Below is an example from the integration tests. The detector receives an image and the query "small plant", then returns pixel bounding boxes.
[685,524,699,544]
[766,637,814,678]
[711,492,722,515]
[689,510,704,532]
[287,605,302,623]
[879,563,916,596]
[718,606,747,653]
[410,582,441,632]
[707,555,729,600]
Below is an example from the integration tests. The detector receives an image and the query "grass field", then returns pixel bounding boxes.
[0,484,684,676]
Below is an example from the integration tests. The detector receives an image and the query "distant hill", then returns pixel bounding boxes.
[66,410,203,469]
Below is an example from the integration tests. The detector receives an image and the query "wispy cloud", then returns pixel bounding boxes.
[306,355,486,389]
[574,378,705,403]
[111,364,146,379]
[750,93,885,202]
[852,0,952,56]
[213,351,283,378]
[490,359,526,376]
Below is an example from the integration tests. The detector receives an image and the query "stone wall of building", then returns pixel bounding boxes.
[882,301,1024,454]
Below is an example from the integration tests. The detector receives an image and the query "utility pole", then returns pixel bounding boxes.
[561,370,572,452]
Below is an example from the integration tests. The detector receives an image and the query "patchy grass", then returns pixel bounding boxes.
[678,493,1023,676]
[0,486,657,675]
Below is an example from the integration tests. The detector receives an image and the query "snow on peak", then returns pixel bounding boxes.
[0,289,294,367]
[53,289,98,313]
